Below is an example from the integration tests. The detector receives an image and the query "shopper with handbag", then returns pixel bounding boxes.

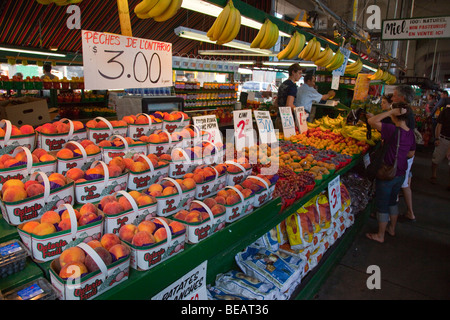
[365,103,416,243]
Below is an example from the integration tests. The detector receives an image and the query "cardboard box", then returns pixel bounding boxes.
[0,97,50,127]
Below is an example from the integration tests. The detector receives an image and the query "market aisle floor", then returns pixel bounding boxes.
[313,147,450,300]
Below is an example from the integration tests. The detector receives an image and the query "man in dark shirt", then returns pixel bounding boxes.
[431,103,450,189]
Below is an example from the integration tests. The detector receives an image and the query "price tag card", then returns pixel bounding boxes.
[332,46,351,76]
[254,110,277,144]
[233,110,254,151]
[193,115,222,145]
[152,261,208,300]
[328,175,342,216]
[331,74,340,90]
[294,106,308,134]
[279,107,296,138]
[81,30,173,90]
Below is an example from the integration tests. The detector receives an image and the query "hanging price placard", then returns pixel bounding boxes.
[279,107,296,138]
[193,115,222,145]
[233,110,254,151]
[294,106,308,134]
[254,110,277,144]
[81,30,173,90]
[328,175,342,216]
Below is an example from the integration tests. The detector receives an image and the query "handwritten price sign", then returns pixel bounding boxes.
[328,175,342,216]
[81,30,173,90]
[254,110,277,144]
[233,110,254,151]
[279,107,296,138]
[193,115,222,145]
[294,107,308,134]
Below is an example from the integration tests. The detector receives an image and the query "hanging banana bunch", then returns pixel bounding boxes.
[298,37,321,62]
[368,69,396,84]
[134,0,183,22]
[344,58,363,75]
[35,0,83,4]
[276,31,306,60]
[325,48,344,71]
[250,19,279,49]
[206,0,241,45]
[314,46,334,67]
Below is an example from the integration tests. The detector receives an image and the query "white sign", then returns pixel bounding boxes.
[279,107,296,138]
[331,74,340,90]
[294,107,308,134]
[152,261,208,300]
[328,175,342,216]
[193,115,222,145]
[382,16,450,40]
[233,110,254,151]
[333,46,351,77]
[81,30,173,90]
[254,110,277,144]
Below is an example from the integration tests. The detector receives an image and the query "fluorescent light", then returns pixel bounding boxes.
[181,0,291,37]
[0,47,66,57]
[238,68,253,74]
[175,27,274,55]
[229,60,255,65]
[263,61,316,68]
[198,49,276,57]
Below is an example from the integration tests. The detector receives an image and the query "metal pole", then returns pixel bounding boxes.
[430,39,438,80]
[390,0,399,73]
[404,0,415,75]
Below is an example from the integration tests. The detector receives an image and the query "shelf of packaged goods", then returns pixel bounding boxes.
[95,153,364,300]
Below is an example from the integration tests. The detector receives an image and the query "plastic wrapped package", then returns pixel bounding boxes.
[213,270,279,300]
[251,228,279,251]
[285,212,314,250]
[2,277,57,300]
[207,286,250,300]
[0,240,30,279]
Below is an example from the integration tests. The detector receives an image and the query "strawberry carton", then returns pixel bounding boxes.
[0,171,74,226]
[49,238,130,300]
[124,113,163,139]
[0,146,57,189]
[172,199,226,244]
[161,111,190,134]
[100,190,157,236]
[151,177,196,217]
[220,185,255,223]
[85,117,128,145]
[117,217,185,271]
[126,153,170,191]
[36,119,87,152]
[55,140,102,176]
[72,160,128,204]
[17,203,104,262]
[99,135,147,164]
[224,160,252,186]
[0,119,36,156]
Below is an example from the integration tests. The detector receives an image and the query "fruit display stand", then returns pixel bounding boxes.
[93,154,369,300]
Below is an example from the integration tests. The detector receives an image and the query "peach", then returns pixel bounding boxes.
[185,211,202,223]
[203,198,217,209]
[40,123,57,134]
[55,122,69,133]
[39,154,56,162]
[122,115,135,124]
[162,186,176,196]
[21,220,40,233]
[26,183,45,198]
[79,212,98,226]
[109,157,126,171]
[148,184,163,194]
[182,178,196,190]
[130,161,148,173]
[154,227,167,242]
[79,203,97,216]
[95,120,108,128]
[118,196,133,211]
[2,186,27,202]
[59,261,88,279]
[169,221,185,234]
[174,209,189,221]
[148,134,161,143]
[135,115,149,124]
[98,140,111,148]
[24,180,39,189]
[31,148,47,159]
[49,177,66,189]
[99,195,116,210]
[102,201,125,216]
[14,151,28,162]
[2,179,25,194]
[159,154,172,162]
[217,189,229,199]
[66,167,85,181]
[86,240,103,249]
[137,220,156,234]
[80,139,94,149]
[211,204,225,216]
[85,166,104,178]
[109,244,130,261]
[59,246,86,267]
[40,210,61,225]
[123,158,134,170]
[131,231,156,247]
[242,189,252,199]
[72,121,84,131]
[119,224,138,242]
[61,209,81,221]
[214,196,226,205]
[0,154,13,164]
[226,195,240,206]
[19,124,34,134]
[84,247,112,273]
[3,159,19,168]
[56,148,73,159]
[101,233,121,251]
[128,190,141,201]
[193,173,205,184]
[108,164,122,177]
[137,194,154,207]
[58,219,73,231]
[85,144,100,155]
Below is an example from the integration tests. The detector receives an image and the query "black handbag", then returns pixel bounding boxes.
[366,127,400,181]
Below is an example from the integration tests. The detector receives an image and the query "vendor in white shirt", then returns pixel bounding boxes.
[295,74,335,121]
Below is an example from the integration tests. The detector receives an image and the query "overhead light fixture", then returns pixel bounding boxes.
[198,49,276,57]
[0,46,66,57]
[263,61,317,68]
[175,27,274,55]
[181,0,291,37]
[238,68,253,74]
[229,60,256,65]
[293,10,313,28]
[50,46,58,52]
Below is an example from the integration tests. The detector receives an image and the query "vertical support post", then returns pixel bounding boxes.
[117,0,133,37]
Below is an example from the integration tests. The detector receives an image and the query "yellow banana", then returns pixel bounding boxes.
[217,6,239,44]
[135,0,159,15]
[315,45,329,61]
[36,0,54,4]
[250,19,269,48]
[315,47,333,67]
[277,32,297,60]
[153,0,182,22]
[269,22,279,48]
[146,0,172,18]
[303,37,317,60]
[211,2,232,42]
[345,59,362,74]
[326,49,343,70]
[298,37,315,60]
[310,39,322,61]
[381,70,390,82]
[259,20,275,49]
[287,32,306,60]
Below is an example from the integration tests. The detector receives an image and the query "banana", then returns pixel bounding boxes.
[259,20,275,49]
[345,59,363,74]
[315,45,329,61]
[310,39,322,62]
[298,37,315,60]
[146,0,172,18]
[324,48,339,69]
[315,47,333,67]
[135,0,159,15]
[381,70,390,82]
[153,0,182,22]
[326,49,344,70]
[207,15,220,39]
[269,22,279,48]
[217,6,240,44]
[250,19,269,48]
[36,0,54,4]
[277,32,297,60]
[210,1,231,41]
[286,32,305,60]
[368,68,383,80]
[303,37,317,60]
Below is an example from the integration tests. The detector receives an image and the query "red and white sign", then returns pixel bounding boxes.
[328,175,342,216]
[382,16,450,40]
[233,110,255,151]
